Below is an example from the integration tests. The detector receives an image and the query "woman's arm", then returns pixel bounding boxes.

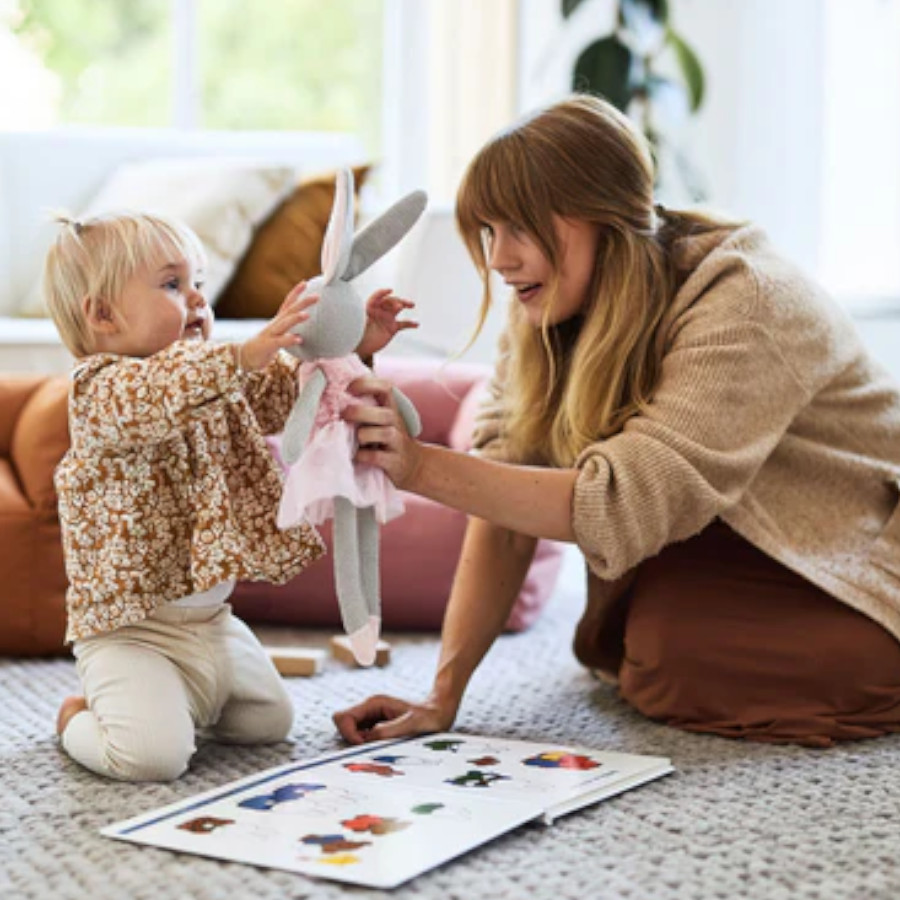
[433,518,538,706]
[405,443,577,543]
[346,374,577,543]
[333,517,537,743]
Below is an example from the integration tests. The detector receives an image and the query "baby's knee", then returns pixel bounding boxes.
[104,731,195,782]
[215,687,295,745]
[257,690,295,743]
[61,704,196,782]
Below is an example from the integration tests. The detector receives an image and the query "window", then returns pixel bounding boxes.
[2,0,384,155]
[2,0,521,205]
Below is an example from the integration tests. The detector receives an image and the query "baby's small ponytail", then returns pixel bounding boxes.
[52,211,86,236]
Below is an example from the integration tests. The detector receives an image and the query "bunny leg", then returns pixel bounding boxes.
[357,506,381,646]
[333,498,379,667]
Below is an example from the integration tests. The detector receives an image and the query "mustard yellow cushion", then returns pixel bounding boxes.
[216,164,372,319]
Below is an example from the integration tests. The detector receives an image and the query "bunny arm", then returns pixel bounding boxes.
[280,368,327,466]
[391,386,422,438]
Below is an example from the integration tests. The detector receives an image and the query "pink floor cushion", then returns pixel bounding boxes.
[232,496,565,632]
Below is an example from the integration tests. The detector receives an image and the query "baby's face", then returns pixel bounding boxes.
[103,253,212,358]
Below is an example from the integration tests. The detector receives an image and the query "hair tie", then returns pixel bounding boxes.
[650,203,669,234]
[54,213,85,235]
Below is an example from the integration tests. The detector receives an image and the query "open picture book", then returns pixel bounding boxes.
[102,732,674,889]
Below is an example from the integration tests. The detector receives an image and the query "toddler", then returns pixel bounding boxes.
[45,210,413,780]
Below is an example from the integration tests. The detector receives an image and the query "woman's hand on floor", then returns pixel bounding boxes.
[332,693,457,745]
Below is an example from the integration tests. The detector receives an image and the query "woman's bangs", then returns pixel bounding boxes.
[458,141,533,236]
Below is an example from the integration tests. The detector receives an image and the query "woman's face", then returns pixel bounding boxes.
[484,215,599,327]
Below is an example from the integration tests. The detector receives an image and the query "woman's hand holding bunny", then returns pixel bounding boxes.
[236,281,318,372]
[355,288,418,360]
[346,375,425,490]
[349,373,578,542]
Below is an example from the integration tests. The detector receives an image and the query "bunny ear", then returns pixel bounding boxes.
[343,190,427,281]
[321,168,355,284]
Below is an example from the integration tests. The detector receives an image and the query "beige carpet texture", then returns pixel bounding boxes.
[2,549,900,900]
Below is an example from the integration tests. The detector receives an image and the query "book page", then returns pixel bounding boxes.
[351,733,673,823]
[102,733,672,888]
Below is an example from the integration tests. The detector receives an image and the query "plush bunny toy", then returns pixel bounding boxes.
[276,169,426,666]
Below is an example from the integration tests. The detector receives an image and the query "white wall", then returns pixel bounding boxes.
[513,0,900,385]
[376,0,520,365]
[818,0,900,306]
[676,0,825,276]
[382,0,517,205]
[517,0,900,314]
[518,0,826,276]
[853,317,900,383]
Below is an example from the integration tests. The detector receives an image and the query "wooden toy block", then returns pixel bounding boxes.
[329,635,392,668]
[266,646,326,677]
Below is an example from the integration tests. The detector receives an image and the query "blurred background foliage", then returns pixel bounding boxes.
[8,0,383,152]
[565,0,706,201]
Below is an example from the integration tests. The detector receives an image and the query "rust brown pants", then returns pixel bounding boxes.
[613,521,900,747]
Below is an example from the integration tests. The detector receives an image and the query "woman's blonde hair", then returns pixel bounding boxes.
[43,210,205,357]
[456,94,739,467]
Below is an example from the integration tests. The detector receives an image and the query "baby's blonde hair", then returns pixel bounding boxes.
[43,210,205,357]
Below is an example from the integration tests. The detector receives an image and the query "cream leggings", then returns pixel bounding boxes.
[62,604,293,782]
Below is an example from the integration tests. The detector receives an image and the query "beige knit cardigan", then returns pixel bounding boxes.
[474,225,900,671]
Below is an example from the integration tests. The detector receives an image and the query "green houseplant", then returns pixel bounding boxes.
[565,0,706,201]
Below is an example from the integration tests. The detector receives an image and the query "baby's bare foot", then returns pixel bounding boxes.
[57,695,88,735]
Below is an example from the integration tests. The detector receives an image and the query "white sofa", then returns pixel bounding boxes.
[0,127,500,373]
[0,127,365,372]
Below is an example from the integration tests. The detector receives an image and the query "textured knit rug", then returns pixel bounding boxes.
[2,547,900,900]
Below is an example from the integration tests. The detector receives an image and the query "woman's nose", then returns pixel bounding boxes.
[488,235,516,273]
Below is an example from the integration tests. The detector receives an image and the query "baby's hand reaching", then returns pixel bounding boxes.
[236,281,317,372]
[355,288,418,360]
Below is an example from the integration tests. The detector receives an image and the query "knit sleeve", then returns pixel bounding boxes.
[241,351,301,435]
[71,341,240,449]
[572,318,813,581]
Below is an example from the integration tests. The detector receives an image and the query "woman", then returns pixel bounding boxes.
[336,94,900,748]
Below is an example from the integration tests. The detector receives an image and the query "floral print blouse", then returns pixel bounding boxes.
[55,341,325,642]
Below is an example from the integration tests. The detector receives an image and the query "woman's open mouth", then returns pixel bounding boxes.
[515,283,542,304]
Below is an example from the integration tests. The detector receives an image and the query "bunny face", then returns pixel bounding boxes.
[285,278,366,362]
[286,169,428,362]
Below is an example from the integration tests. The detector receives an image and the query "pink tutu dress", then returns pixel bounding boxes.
[277,355,405,528]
